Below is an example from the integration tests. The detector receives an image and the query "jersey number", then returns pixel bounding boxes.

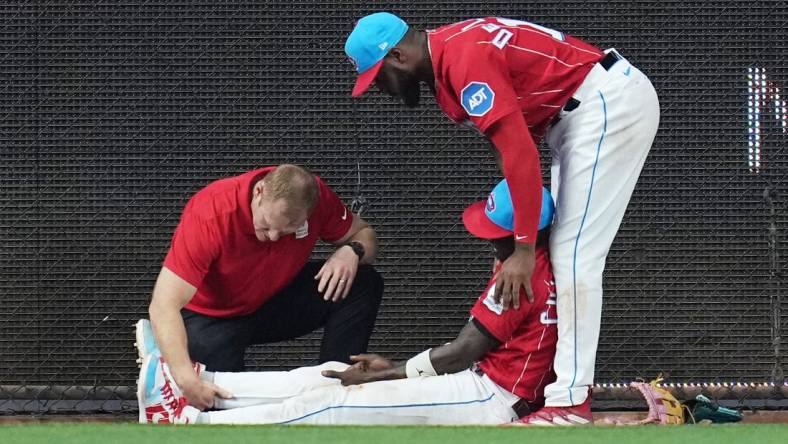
[480,22,513,49]
[469,17,566,50]
[496,18,565,42]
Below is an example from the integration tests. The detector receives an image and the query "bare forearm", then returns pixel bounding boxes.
[149,301,197,386]
[428,342,482,374]
[361,323,497,383]
[360,347,481,384]
[514,242,535,255]
[364,347,479,381]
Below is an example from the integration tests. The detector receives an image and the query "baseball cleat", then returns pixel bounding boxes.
[135,319,160,366]
[137,354,198,424]
[514,396,593,426]
[134,319,204,373]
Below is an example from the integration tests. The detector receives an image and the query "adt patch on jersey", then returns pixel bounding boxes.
[461,82,495,117]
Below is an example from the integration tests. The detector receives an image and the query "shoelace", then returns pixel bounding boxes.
[172,396,189,423]
[160,378,181,414]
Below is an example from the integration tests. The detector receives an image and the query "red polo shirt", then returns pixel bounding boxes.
[163,167,353,318]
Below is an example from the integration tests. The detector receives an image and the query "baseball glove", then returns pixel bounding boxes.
[603,376,686,425]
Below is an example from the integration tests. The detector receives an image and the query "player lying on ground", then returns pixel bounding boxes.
[137,181,583,425]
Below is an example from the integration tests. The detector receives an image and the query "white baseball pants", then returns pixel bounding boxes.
[200,362,519,425]
[542,49,660,406]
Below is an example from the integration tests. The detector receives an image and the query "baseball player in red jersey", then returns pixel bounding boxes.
[345,13,659,425]
[136,181,560,425]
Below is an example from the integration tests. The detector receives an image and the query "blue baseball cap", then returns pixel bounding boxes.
[345,12,409,97]
[463,180,555,240]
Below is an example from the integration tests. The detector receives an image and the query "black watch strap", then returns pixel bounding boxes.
[347,240,365,260]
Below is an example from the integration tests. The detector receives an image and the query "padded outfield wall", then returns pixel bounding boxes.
[1,1,786,412]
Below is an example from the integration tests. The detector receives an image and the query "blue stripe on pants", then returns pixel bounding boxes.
[568,90,607,405]
[280,393,496,424]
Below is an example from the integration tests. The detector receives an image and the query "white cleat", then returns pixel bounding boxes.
[134,319,160,366]
[137,354,199,424]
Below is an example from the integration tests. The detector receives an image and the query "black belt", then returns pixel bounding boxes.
[512,397,544,418]
[599,50,622,71]
[549,51,622,127]
[472,366,543,418]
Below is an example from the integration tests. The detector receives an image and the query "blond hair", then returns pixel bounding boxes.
[261,164,319,217]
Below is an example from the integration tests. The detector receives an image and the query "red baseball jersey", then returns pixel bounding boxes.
[428,18,603,243]
[470,246,558,401]
[163,167,353,318]
[428,17,603,136]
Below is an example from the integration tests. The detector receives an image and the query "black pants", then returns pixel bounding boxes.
[182,261,383,372]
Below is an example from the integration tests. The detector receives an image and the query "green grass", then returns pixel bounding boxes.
[4,423,788,444]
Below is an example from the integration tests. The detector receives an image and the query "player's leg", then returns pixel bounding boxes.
[209,361,350,409]
[200,369,517,425]
[543,59,659,407]
[319,263,383,362]
[138,353,349,422]
[249,261,383,364]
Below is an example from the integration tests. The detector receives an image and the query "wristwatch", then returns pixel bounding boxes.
[346,240,365,260]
